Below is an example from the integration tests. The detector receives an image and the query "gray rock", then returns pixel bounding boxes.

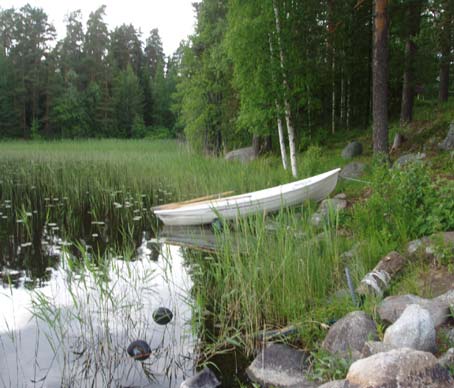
[341,141,363,159]
[383,304,436,352]
[407,232,454,257]
[407,238,427,255]
[439,123,454,151]
[311,212,325,228]
[438,348,454,369]
[180,367,220,388]
[394,152,426,168]
[311,198,348,227]
[378,290,454,328]
[444,328,454,345]
[340,244,361,262]
[340,162,366,179]
[361,341,395,357]
[346,348,453,387]
[246,343,316,388]
[334,193,347,200]
[318,380,347,388]
[224,146,256,163]
[322,311,378,360]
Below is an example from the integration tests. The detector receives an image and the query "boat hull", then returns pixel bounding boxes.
[154,168,341,226]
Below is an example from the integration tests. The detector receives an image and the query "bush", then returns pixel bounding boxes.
[354,161,453,240]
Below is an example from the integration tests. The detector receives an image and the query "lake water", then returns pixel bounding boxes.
[0,206,204,387]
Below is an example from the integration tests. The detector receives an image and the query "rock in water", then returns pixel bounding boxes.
[246,343,316,387]
[341,141,363,159]
[181,367,220,388]
[153,307,173,325]
[127,340,152,361]
[383,304,436,352]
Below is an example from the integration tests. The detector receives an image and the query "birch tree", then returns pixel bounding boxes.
[273,0,298,177]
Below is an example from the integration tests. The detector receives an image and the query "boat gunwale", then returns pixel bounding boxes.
[154,168,341,216]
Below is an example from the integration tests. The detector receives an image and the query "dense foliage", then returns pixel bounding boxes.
[174,0,453,153]
[0,1,452,147]
[0,5,177,139]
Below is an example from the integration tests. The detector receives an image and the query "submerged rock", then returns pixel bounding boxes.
[153,307,173,325]
[180,367,220,388]
[322,311,378,360]
[383,304,436,352]
[127,340,152,361]
[341,141,363,159]
[346,348,453,387]
[246,343,315,387]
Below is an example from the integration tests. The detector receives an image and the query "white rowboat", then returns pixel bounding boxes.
[153,168,341,226]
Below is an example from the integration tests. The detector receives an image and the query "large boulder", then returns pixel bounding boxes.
[340,162,366,179]
[394,152,426,168]
[311,195,348,227]
[361,341,395,357]
[383,304,436,352]
[341,141,363,159]
[224,147,256,163]
[322,311,378,360]
[346,348,453,387]
[246,343,316,388]
[378,289,454,328]
[438,122,454,151]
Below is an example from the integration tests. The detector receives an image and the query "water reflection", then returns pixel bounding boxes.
[0,236,196,387]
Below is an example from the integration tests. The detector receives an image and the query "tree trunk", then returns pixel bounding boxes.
[341,67,345,126]
[252,134,261,157]
[269,34,289,171]
[328,0,336,134]
[438,0,452,102]
[332,54,336,134]
[372,0,389,155]
[276,105,289,170]
[346,78,351,130]
[273,0,298,177]
[400,0,422,125]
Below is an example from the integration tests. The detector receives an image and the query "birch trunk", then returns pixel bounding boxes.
[273,0,298,177]
[269,34,288,171]
[276,106,288,170]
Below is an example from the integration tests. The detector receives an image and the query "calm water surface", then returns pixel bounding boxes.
[0,203,199,387]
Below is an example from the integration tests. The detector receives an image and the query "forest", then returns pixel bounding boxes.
[0,0,452,155]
